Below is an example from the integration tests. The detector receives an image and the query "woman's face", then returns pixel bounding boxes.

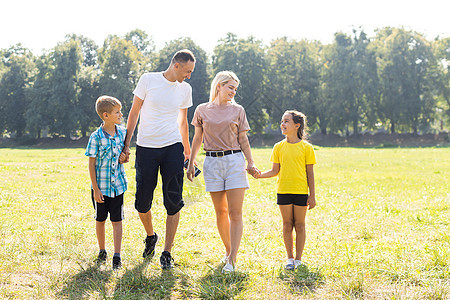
[217,80,239,102]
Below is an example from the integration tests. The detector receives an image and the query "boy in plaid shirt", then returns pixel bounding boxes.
[85,95,127,270]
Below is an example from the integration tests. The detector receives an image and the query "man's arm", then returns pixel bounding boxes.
[178,108,190,161]
[120,95,143,163]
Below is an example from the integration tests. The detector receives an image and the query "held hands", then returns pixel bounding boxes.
[119,146,131,164]
[246,162,261,178]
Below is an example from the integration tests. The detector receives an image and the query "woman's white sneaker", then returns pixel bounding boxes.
[222,263,234,273]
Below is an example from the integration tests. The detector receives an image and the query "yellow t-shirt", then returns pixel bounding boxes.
[270,139,316,194]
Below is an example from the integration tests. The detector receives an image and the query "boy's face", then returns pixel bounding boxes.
[104,105,123,125]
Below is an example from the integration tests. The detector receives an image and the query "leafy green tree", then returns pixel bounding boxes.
[432,37,450,129]
[77,65,100,137]
[374,27,436,133]
[0,45,35,137]
[98,35,148,114]
[125,29,155,58]
[65,34,99,67]
[212,33,269,134]
[266,38,321,129]
[153,37,209,124]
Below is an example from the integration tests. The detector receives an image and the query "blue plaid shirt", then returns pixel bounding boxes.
[85,125,128,197]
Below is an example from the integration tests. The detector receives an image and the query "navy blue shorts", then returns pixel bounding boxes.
[277,194,308,206]
[91,191,124,222]
[134,142,185,215]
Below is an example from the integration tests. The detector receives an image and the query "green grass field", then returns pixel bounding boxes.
[0,147,449,299]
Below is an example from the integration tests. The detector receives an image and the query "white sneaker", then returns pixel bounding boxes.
[285,258,295,270]
[222,263,234,273]
[294,260,302,268]
[221,254,229,264]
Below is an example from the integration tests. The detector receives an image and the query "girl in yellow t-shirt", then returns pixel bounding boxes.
[254,110,316,270]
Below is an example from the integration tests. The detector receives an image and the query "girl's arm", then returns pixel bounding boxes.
[257,162,280,179]
[238,131,259,175]
[186,126,203,181]
[88,157,104,203]
[306,164,316,209]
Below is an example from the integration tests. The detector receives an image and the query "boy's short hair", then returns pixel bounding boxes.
[96,95,121,120]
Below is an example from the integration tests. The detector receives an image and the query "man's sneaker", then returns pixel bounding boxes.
[96,250,107,264]
[112,256,122,270]
[143,233,159,258]
[160,251,174,270]
[285,258,295,270]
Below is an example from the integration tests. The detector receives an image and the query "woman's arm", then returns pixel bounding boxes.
[238,131,258,175]
[186,126,203,181]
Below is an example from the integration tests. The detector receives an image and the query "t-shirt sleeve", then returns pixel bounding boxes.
[85,133,98,157]
[305,144,316,165]
[238,106,251,132]
[191,106,203,127]
[133,74,147,100]
[181,84,193,109]
[270,143,279,163]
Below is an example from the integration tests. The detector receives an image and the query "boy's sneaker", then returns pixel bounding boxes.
[96,250,107,264]
[285,258,295,270]
[112,256,122,270]
[143,233,159,258]
[160,251,174,270]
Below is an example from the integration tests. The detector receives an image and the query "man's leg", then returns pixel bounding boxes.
[164,211,180,252]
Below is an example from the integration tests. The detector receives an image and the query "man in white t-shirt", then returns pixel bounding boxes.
[121,49,195,269]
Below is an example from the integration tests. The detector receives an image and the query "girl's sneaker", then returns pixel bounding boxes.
[294,260,302,268]
[285,258,295,270]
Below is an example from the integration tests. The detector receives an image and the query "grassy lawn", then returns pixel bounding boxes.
[0,146,449,299]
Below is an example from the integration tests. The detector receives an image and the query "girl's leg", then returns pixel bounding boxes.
[96,221,106,250]
[293,205,308,261]
[210,191,231,257]
[225,188,245,266]
[111,221,123,254]
[278,205,295,259]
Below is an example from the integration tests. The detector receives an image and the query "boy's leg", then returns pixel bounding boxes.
[96,221,106,250]
[278,204,295,259]
[293,205,308,261]
[111,221,123,254]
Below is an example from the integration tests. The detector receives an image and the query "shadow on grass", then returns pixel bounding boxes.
[189,264,249,300]
[113,260,179,299]
[58,263,112,298]
[278,264,324,295]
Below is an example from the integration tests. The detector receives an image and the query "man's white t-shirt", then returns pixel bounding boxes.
[133,72,193,148]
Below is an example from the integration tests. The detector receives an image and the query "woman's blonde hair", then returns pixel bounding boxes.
[209,71,240,102]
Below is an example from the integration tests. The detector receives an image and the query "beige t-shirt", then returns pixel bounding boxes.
[191,101,250,151]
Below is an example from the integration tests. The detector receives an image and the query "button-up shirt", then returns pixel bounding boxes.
[85,125,127,197]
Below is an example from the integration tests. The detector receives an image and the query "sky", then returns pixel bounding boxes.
[1,0,449,55]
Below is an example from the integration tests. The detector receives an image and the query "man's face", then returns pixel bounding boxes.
[175,61,195,83]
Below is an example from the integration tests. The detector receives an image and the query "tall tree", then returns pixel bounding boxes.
[266,38,321,129]
[0,44,35,137]
[125,29,155,59]
[374,27,436,133]
[98,35,148,114]
[212,33,269,134]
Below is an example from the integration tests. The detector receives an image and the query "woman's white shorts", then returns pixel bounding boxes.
[203,152,250,192]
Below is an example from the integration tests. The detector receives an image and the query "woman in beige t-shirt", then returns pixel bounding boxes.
[187,71,259,273]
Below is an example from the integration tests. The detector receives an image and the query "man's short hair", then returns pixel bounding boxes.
[171,49,196,65]
[96,95,121,120]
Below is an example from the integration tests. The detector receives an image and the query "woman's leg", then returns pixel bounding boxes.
[278,205,295,259]
[293,205,308,261]
[210,191,231,257]
[225,188,245,265]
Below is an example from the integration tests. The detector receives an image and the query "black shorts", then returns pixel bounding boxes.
[277,194,308,206]
[135,142,185,215]
[91,190,124,222]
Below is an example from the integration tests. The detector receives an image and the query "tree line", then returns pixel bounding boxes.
[0,27,448,139]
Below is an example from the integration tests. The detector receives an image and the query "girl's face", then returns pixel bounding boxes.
[217,80,238,102]
[280,113,299,136]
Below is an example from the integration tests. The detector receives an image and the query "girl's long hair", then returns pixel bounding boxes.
[285,110,308,140]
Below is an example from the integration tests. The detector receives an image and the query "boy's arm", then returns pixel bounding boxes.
[88,157,104,203]
[257,163,280,179]
[306,164,316,209]
[178,108,190,161]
